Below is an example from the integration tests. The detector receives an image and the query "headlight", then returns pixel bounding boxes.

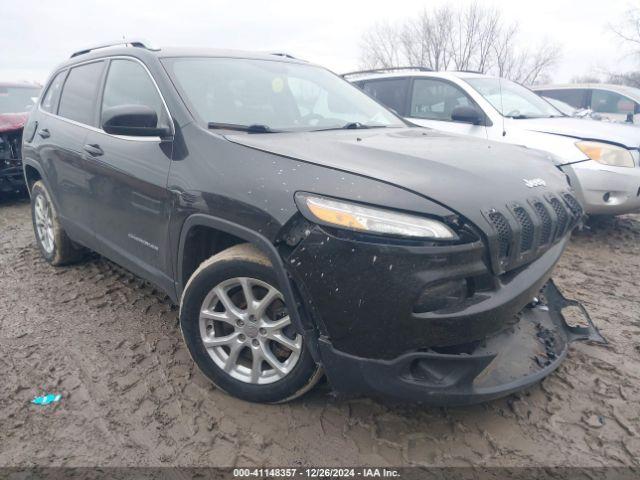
[296,194,457,240]
[576,141,635,168]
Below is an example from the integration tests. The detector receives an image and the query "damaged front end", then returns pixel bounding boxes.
[0,113,28,195]
[318,281,605,405]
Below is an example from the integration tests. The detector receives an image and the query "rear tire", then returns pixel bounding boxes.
[180,243,322,403]
[30,180,84,265]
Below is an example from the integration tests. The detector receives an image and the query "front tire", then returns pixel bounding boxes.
[30,180,84,265]
[180,243,322,403]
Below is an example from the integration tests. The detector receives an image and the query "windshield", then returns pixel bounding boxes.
[163,57,404,131]
[466,78,562,119]
[0,86,41,114]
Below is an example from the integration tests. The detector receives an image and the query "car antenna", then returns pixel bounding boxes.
[499,76,506,137]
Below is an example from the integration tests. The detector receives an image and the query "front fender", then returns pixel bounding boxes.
[174,213,319,359]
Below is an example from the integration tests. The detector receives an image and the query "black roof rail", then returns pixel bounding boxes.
[70,39,159,58]
[341,66,433,78]
[451,69,484,75]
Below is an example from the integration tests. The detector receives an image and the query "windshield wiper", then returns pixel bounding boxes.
[342,122,371,129]
[312,122,387,132]
[506,114,557,120]
[207,122,276,133]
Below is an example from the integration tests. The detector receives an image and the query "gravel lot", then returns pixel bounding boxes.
[1,195,639,468]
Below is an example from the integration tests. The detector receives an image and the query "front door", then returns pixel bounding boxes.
[85,57,174,292]
[405,78,489,139]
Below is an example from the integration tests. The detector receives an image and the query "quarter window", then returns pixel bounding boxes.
[361,79,408,114]
[101,59,163,122]
[591,89,637,114]
[58,61,105,126]
[41,71,66,113]
[410,79,472,121]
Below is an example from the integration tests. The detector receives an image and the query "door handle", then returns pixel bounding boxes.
[38,128,51,139]
[83,143,104,157]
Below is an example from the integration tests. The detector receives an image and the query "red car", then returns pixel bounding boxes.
[0,81,41,198]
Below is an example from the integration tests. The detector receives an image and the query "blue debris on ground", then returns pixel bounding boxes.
[31,394,62,405]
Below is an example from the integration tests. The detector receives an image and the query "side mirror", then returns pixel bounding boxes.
[102,104,170,137]
[451,105,483,125]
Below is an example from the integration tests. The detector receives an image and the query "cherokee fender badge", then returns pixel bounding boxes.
[523,178,547,188]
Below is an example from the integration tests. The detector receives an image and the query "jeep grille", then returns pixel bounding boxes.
[484,192,582,274]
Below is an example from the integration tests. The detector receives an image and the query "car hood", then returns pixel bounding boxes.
[515,117,640,149]
[0,112,28,134]
[225,127,570,219]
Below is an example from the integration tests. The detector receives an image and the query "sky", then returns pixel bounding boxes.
[1,0,638,84]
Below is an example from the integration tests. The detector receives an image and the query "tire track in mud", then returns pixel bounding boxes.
[1,198,639,467]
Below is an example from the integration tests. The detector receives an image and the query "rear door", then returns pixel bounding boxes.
[406,78,489,139]
[36,61,106,245]
[84,57,175,292]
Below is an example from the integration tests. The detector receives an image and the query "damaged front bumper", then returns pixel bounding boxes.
[0,165,26,194]
[318,281,605,405]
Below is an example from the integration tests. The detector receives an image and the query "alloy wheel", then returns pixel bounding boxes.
[34,194,54,254]
[198,277,302,384]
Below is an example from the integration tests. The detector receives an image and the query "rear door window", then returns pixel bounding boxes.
[58,61,105,126]
[410,78,472,121]
[361,78,409,115]
[536,89,587,109]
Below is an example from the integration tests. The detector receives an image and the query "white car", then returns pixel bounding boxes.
[533,83,640,125]
[347,70,640,215]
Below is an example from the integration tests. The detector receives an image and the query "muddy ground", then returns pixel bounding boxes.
[0,195,638,468]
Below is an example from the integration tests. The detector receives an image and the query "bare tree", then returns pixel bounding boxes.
[610,7,640,55]
[608,71,640,88]
[400,6,453,70]
[570,75,602,83]
[357,2,561,84]
[516,41,562,85]
[359,21,403,69]
[449,3,501,72]
[492,22,519,77]
[606,7,640,87]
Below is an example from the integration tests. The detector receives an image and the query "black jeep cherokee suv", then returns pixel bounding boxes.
[23,41,602,405]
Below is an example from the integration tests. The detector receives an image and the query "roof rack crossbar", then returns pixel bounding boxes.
[70,39,158,58]
[341,66,433,78]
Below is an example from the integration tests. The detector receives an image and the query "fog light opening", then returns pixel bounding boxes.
[413,278,469,314]
[603,192,611,203]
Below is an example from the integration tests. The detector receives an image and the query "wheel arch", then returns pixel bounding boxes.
[175,214,311,348]
[22,159,45,196]
[21,159,65,215]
